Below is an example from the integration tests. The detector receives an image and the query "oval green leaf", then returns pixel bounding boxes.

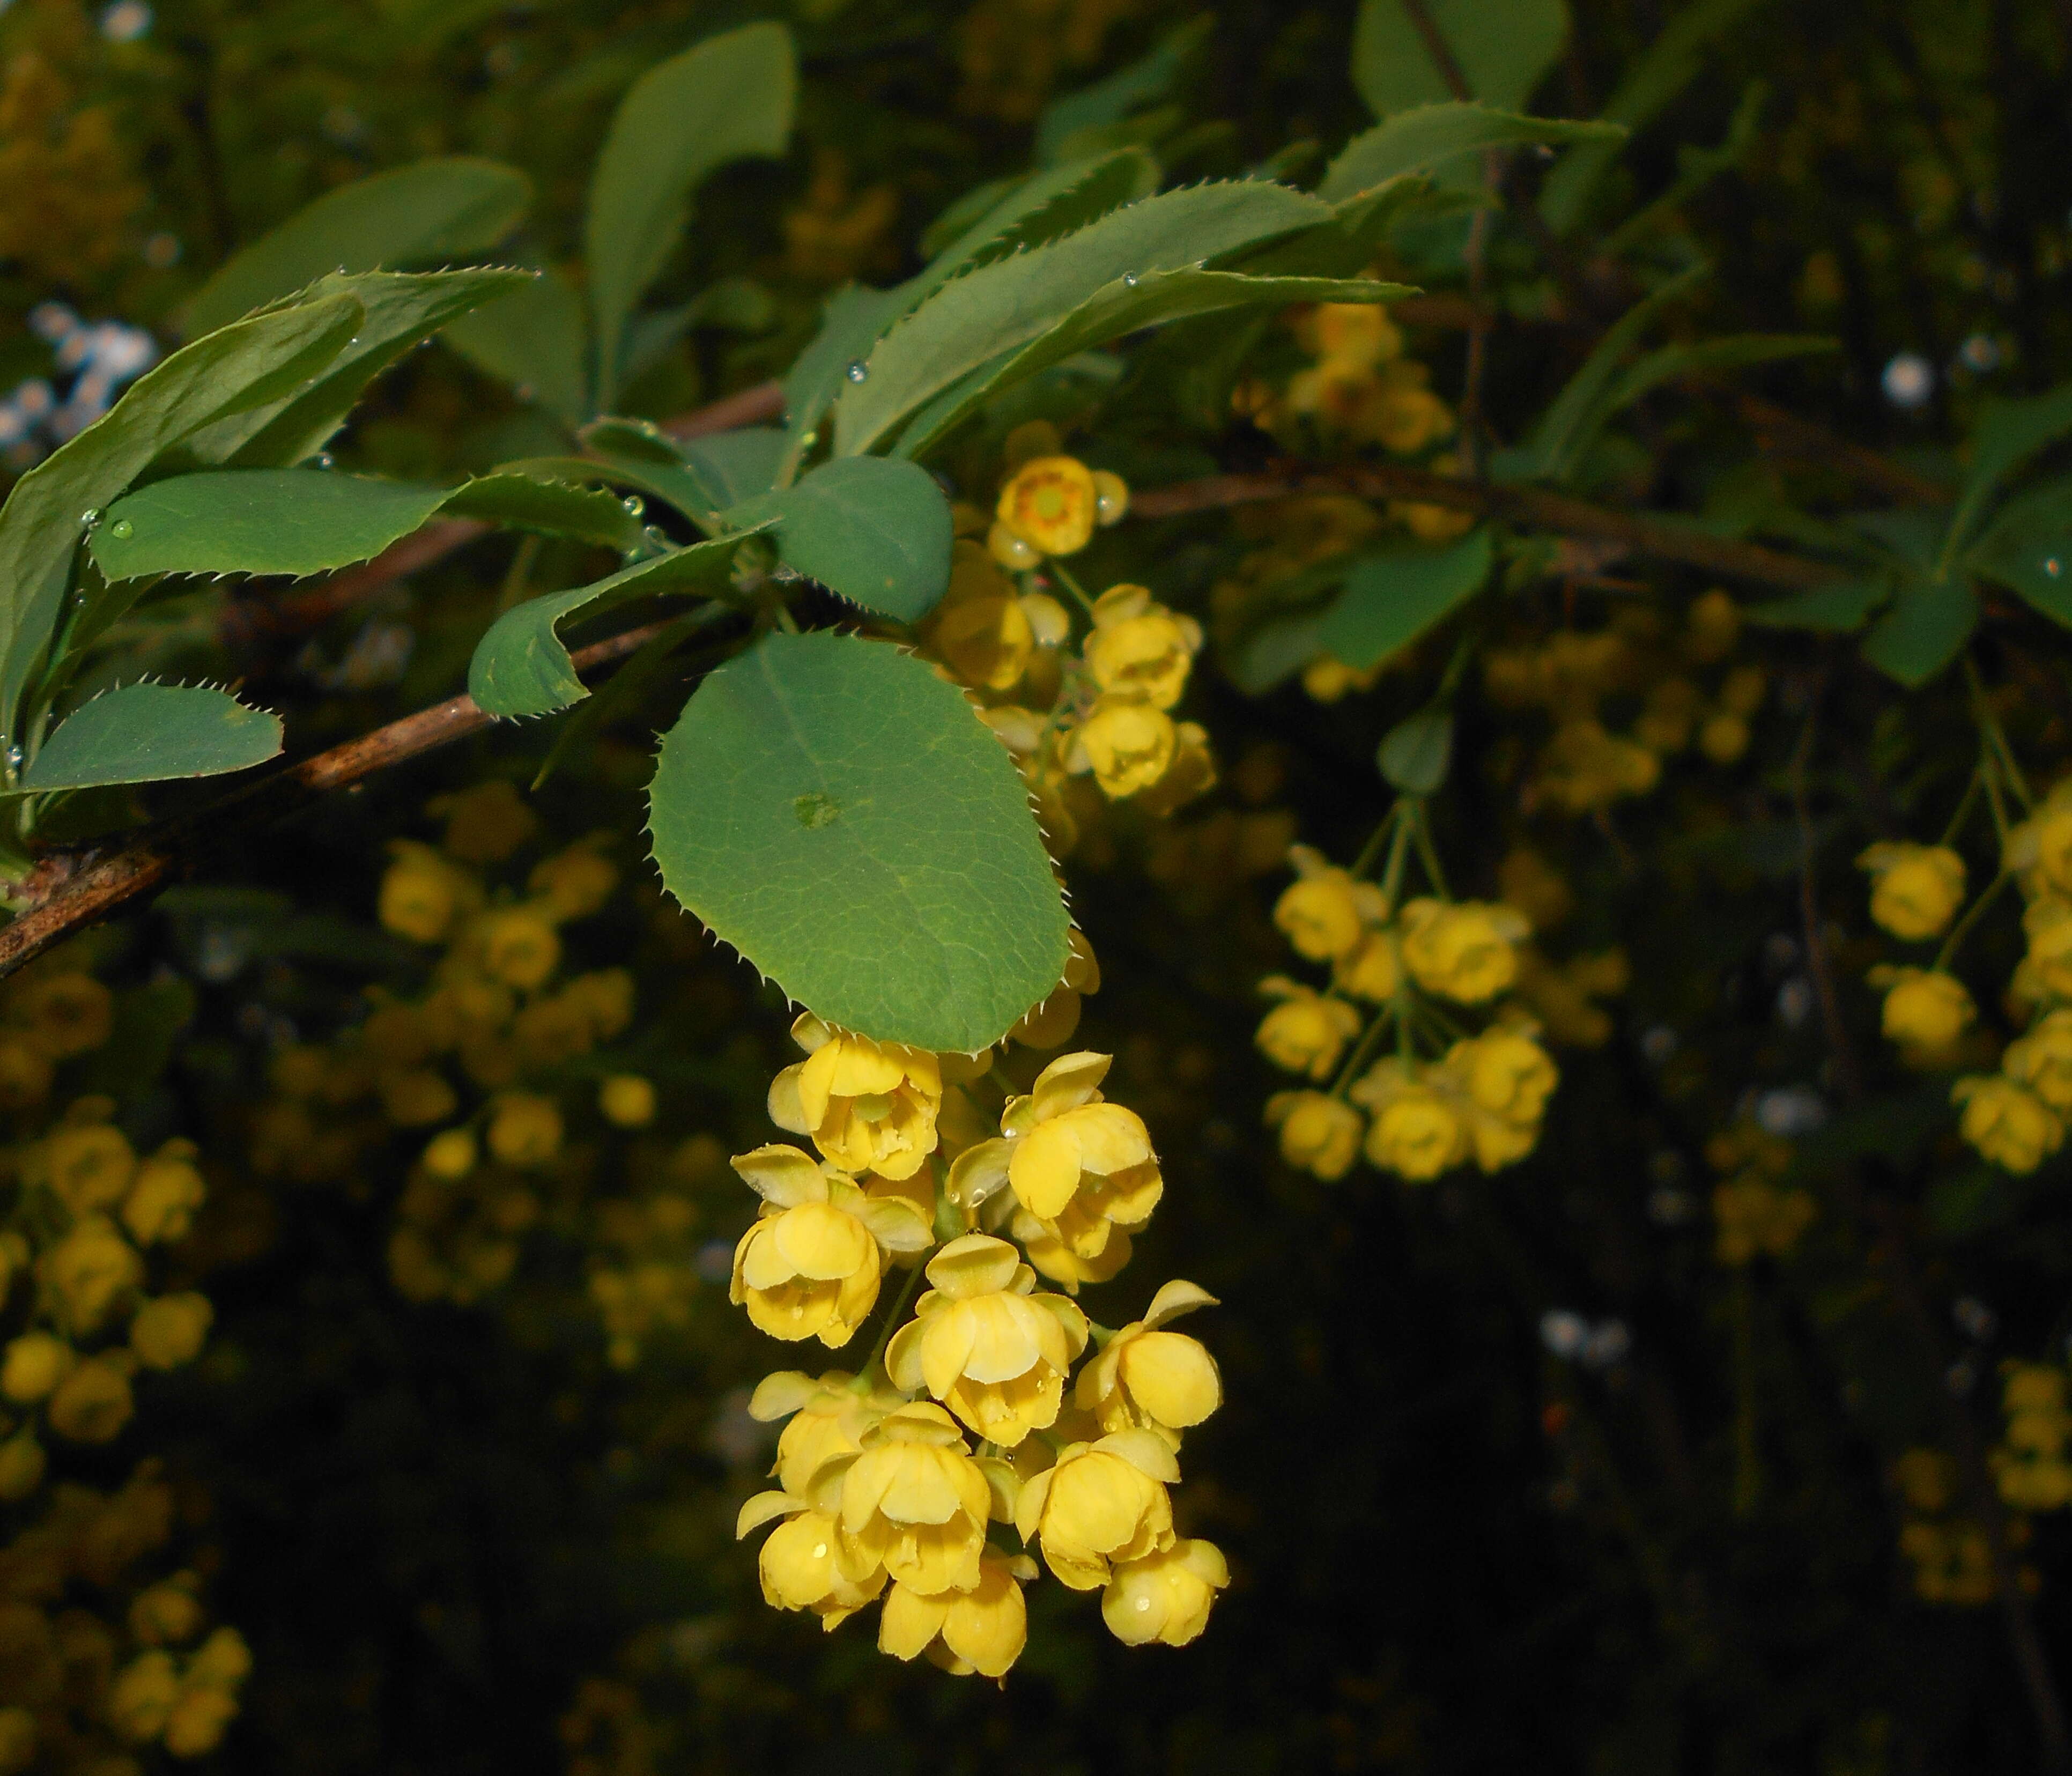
[1318,528,1493,669]
[724,457,951,620]
[23,683,283,791]
[647,631,1070,1050]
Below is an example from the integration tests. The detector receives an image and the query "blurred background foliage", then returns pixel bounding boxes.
[2,1,2072,1773]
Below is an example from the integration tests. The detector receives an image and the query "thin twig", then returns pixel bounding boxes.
[0,619,680,975]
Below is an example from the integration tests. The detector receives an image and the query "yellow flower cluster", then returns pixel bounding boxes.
[0,1466,250,1767]
[1484,592,1764,815]
[1705,1122,1815,1265]
[1893,1447,2010,1607]
[1992,1362,2072,1513]
[1256,826,1558,1185]
[921,440,1212,852]
[729,1022,1226,1677]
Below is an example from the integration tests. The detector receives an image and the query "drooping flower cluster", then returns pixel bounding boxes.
[729,1018,1227,1679]
[1992,1361,2072,1513]
[1255,806,1559,1185]
[1893,1447,2010,1607]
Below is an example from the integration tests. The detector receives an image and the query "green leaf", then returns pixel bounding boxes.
[724,457,951,621]
[181,158,532,338]
[1860,575,1977,686]
[190,268,536,468]
[585,22,797,408]
[0,291,365,741]
[442,268,590,427]
[647,631,1070,1050]
[1352,0,1570,119]
[677,429,789,506]
[1319,103,1624,203]
[1965,478,2072,626]
[891,271,1408,462]
[1539,0,1763,233]
[1378,709,1455,795]
[929,150,1163,290]
[833,181,1339,455]
[21,683,283,791]
[468,528,763,718]
[1743,576,1892,631]
[1226,610,1329,695]
[1600,332,1837,413]
[778,282,912,485]
[90,465,649,582]
[1941,382,2072,567]
[1318,530,1493,669]
[1033,17,1212,164]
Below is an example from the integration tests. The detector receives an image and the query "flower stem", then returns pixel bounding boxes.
[1045,559,1100,621]
[1933,868,2014,974]
[855,1260,926,1389]
[1410,802,1452,900]
[1328,1002,1396,1100]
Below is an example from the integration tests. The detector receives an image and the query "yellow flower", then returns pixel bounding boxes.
[1014,1429,1177,1589]
[749,1370,901,1506]
[487,1093,563,1167]
[1009,928,1101,1050]
[1684,588,1741,662]
[2022,897,2072,1003]
[1074,1279,1220,1446]
[948,1052,1163,1275]
[108,1649,180,1742]
[41,1122,134,1216]
[46,1356,132,1442]
[1068,696,1178,799]
[1274,846,1379,962]
[929,542,1035,691]
[878,1553,1037,1677]
[41,1215,141,1334]
[1874,967,1974,1056]
[768,1015,943,1182]
[1101,1538,1230,1646]
[1333,928,1402,1003]
[474,907,561,990]
[729,1145,931,1345]
[1449,1028,1558,1123]
[164,1688,241,1758]
[1351,1060,1470,1181]
[1083,584,1202,711]
[2004,1009,2072,1112]
[422,1128,477,1180]
[1301,301,1401,366]
[1009,1204,1135,1293]
[885,1234,1090,1447]
[378,840,478,944]
[1953,1075,2064,1174]
[8,971,114,1059]
[1133,719,1217,817]
[1264,1090,1364,1181]
[995,455,1098,557]
[1400,898,1527,1003]
[430,778,539,864]
[1254,979,1363,1080]
[1365,384,1454,455]
[1858,842,1966,941]
[1534,719,1660,812]
[834,1401,995,1595]
[379,1067,457,1128]
[129,1577,204,1647]
[598,1075,656,1128]
[986,520,1040,571]
[736,1492,886,1629]
[1,1332,72,1403]
[130,1294,213,1371]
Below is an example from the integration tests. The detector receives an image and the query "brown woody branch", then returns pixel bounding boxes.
[0,619,676,978]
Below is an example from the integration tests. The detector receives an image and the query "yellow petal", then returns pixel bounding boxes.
[1121,1331,1222,1428]
[1010,1119,1083,1219]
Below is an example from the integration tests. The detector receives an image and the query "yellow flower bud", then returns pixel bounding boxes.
[1953,1074,2064,1174]
[487,1094,563,1167]
[1083,584,1200,711]
[378,840,477,944]
[431,778,539,864]
[2008,782,2072,896]
[163,1686,240,1758]
[1697,710,1750,764]
[1101,1537,1229,1646]
[1254,980,1362,1081]
[1351,1060,1470,1181]
[1333,929,1402,1003]
[1014,1430,1176,1590]
[475,907,561,990]
[130,1293,213,1371]
[985,519,1040,571]
[108,1649,180,1742]
[1264,1091,1363,1180]
[0,1037,53,1112]
[1859,843,1966,942]
[129,1576,204,1647]
[41,1121,134,1216]
[1684,588,1741,662]
[1876,968,1974,1056]
[528,844,618,921]
[41,1215,141,1334]
[995,455,1098,557]
[885,1234,1090,1447]
[1273,855,1367,963]
[1,1332,73,1404]
[930,542,1034,691]
[767,1016,943,1181]
[378,1067,457,1128]
[1068,696,1178,800]
[187,1624,252,1690]
[422,1128,477,1180]
[122,1148,205,1246]
[1400,898,1527,1003]
[2004,1009,2072,1111]
[1451,1028,1559,1123]
[599,1074,656,1128]
[837,1401,993,1594]
[1075,1279,1220,1446]
[47,1356,132,1442]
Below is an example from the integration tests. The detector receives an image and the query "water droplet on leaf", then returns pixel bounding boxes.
[79,509,100,529]
[844,360,869,383]
[1123,272,1140,287]
[108,517,133,540]
[621,494,645,517]
[2048,558,2062,579]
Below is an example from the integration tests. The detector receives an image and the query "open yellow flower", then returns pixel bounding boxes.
[1014,1429,1177,1589]
[1074,1279,1221,1446]
[736,1492,886,1630]
[878,1552,1037,1678]
[995,455,1098,557]
[1952,1074,2064,1174]
[2004,1009,2072,1112]
[1083,584,1202,711]
[928,542,1035,691]
[885,1234,1089,1447]
[1351,1060,1470,1181]
[1400,898,1527,1003]
[1254,979,1363,1080]
[834,1402,995,1595]
[1274,845,1380,962]
[1067,695,1178,800]
[768,1014,943,1182]
[2021,897,2072,1004]
[1334,927,1402,1002]
[1873,967,1974,1056]
[1264,1090,1364,1181]
[1009,1205,1135,1293]
[750,1370,902,1507]
[1858,842,1966,941]
[41,1121,134,1216]
[42,1215,142,1334]
[728,1145,933,1346]
[1448,1028,1558,1124]
[1101,1538,1229,1646]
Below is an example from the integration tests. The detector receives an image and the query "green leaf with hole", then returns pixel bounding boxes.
[834,180,1339,455]
[586,22,797,406]
[181,158,532,338]
[1352,0,1570,119]
[648,631,1069,1050]
[1318,529,1492,669]
[1320,103,1624,203]
[723,457,951,620]
[21,683,283,791]
[468,528,764,719]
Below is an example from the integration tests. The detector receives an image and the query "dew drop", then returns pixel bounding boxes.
[1135,1596,1151,1612]
[621,494,646,517]
[1122,272,1140,288]
[844,359,869,384]
[2048,557,2062,579]
[315,451,335,470]
[6,746,23,770]
[79,508,100,529]
[108,517,134,540]
[812,1543,827,1559]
